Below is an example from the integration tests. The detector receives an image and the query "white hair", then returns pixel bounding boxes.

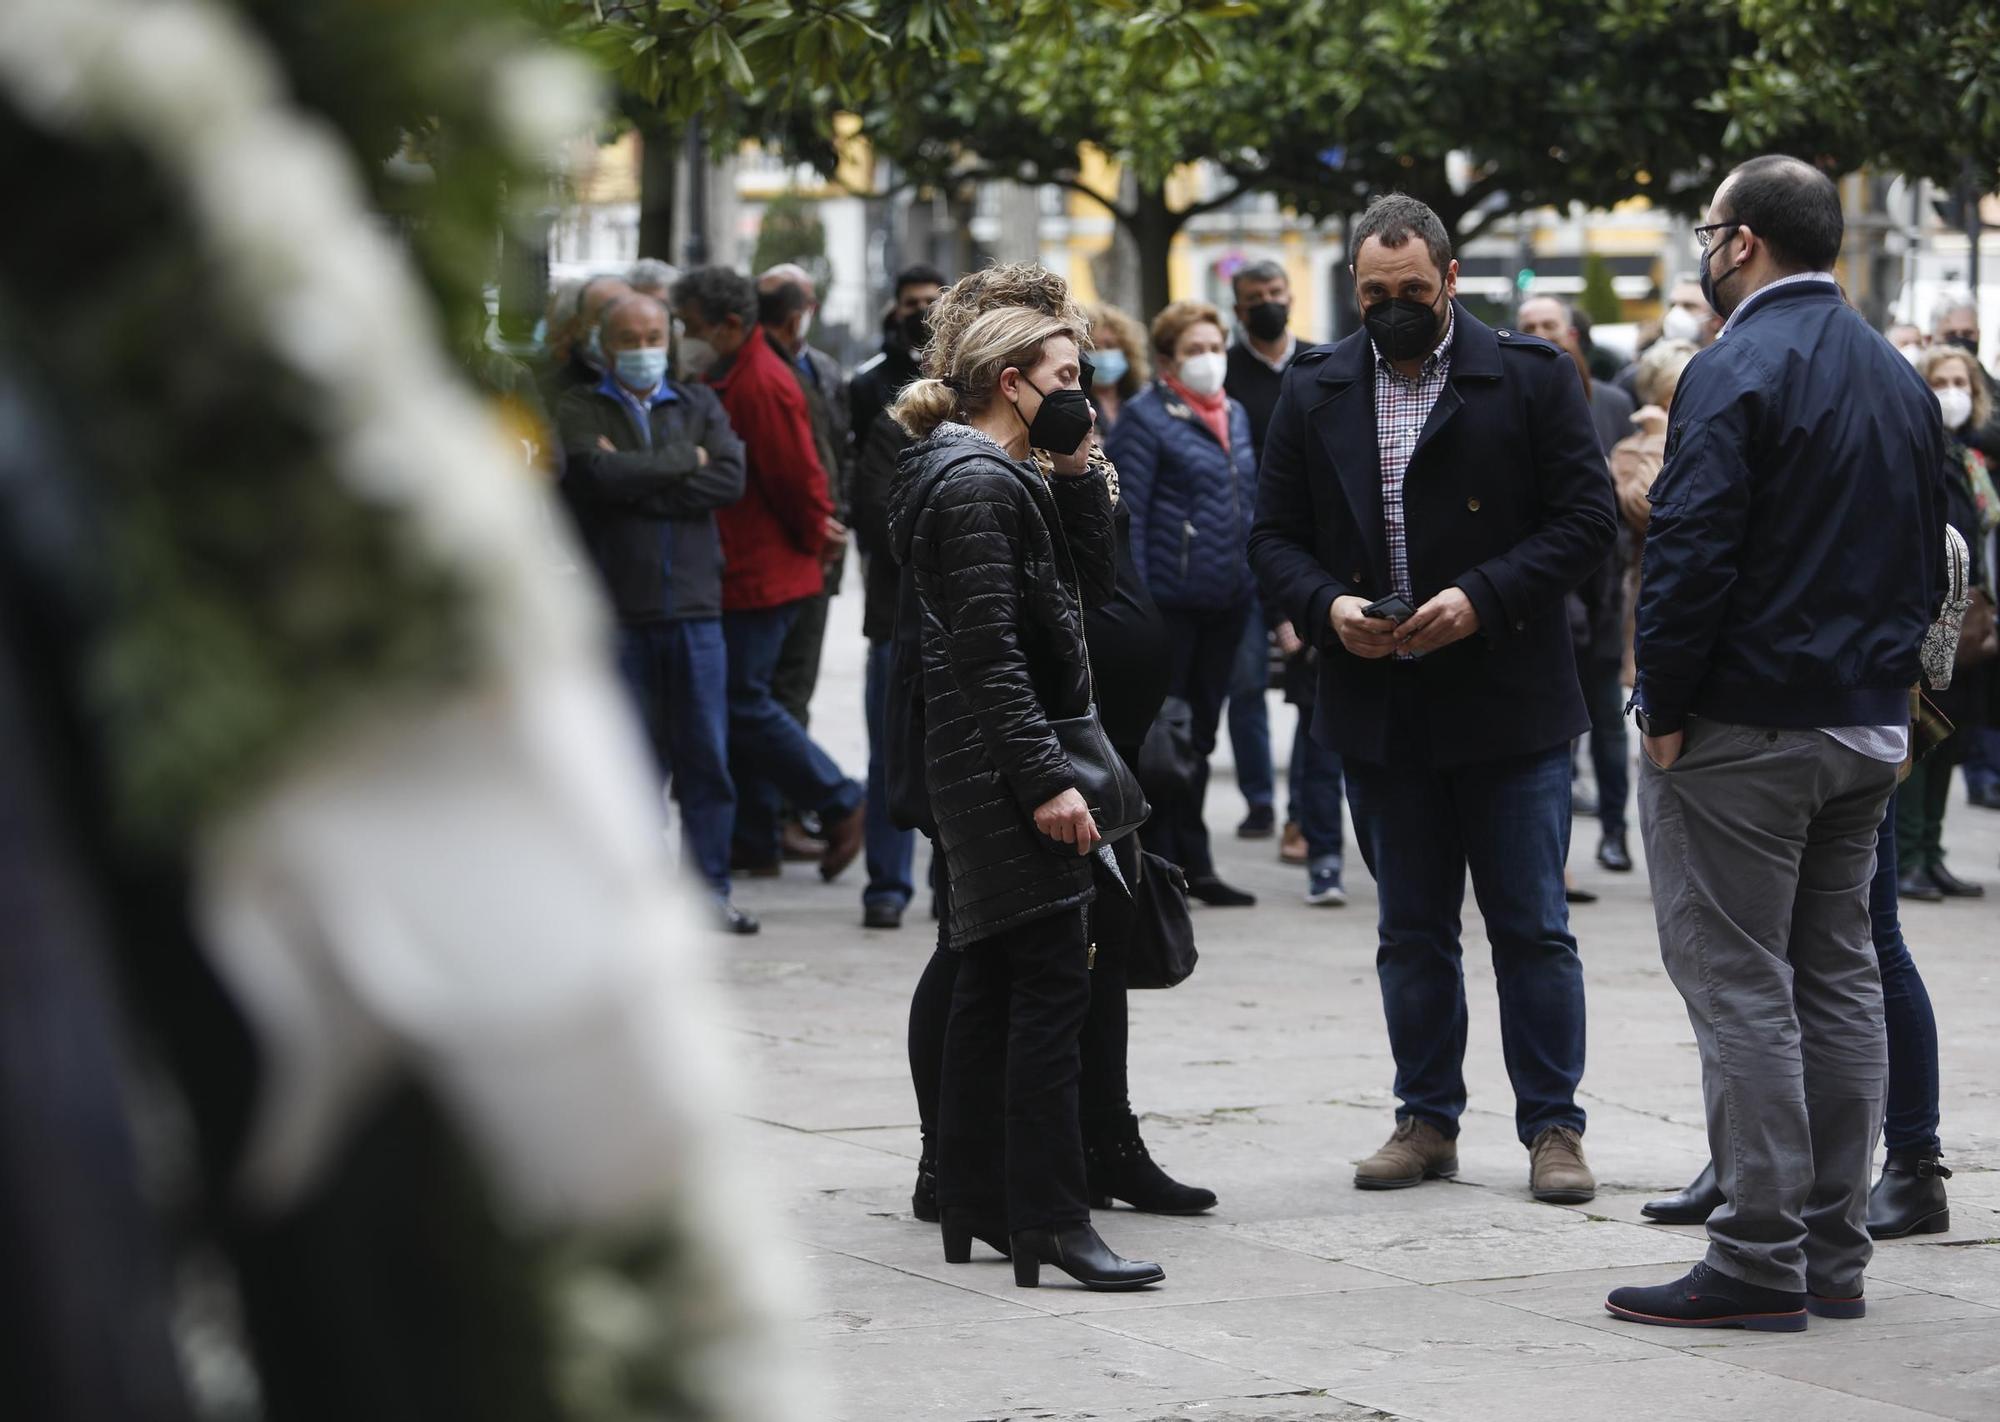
[1932,288,1978,333]
[628,257,678,295]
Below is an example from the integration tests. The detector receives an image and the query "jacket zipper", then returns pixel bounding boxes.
[1180,520,1194,579]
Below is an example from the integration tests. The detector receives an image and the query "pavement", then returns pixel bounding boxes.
[704,587,2000,1422]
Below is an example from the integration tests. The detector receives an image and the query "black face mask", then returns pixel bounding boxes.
[1945,333,1980,356]
[1699,227,1744,319]
[1244,300,1291,343]
[1364,291,1446,363]
[1014,375,1094,456]
[898,309,930,354]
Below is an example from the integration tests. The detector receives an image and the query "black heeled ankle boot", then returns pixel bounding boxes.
[1086,1115,1217,1214]
[912,1150,938,1223]
[1010,1223,1163,1291]
[1640,1161,1725,1225]
[940,1207,1011,1263]
[1868,1151,1952,1239]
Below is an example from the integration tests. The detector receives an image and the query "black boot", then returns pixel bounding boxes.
[940,1207,1011,1262]
[1868,1151,1952,1239]
[1011,1223,1163,1291]
[1086,1115,1217,1214]
[912,1150,938,1223]
[1641,1161,1725,1225]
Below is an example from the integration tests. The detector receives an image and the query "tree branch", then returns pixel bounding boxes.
[1172,175,1253,224]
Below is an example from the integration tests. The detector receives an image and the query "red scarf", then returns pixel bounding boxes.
[1162,373,1231,449]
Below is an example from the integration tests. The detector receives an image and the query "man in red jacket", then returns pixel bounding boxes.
[672,266,864,879]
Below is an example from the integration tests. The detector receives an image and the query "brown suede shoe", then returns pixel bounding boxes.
[1278,820,1307,865]
[780,820,826,862]
[1529,1126,1597,1204]
[1354,1118,1458,1190]
[819,804,866,881]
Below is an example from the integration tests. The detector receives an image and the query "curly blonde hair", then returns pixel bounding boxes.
[893,262,1093,439]
[1088,302,1149,397]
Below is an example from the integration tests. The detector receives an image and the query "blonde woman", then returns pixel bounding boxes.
[887,275,1164,1290]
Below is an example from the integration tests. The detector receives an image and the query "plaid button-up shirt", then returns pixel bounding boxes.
[1373,309,1455,608]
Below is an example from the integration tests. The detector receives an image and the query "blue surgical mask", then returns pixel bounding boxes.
[615,346,668,390]
[1091,348,1129,387]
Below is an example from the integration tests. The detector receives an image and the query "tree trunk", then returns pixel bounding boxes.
[1129,181,1178,320]
[637,117,679,261]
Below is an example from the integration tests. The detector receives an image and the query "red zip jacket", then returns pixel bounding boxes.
[708,331,833,611]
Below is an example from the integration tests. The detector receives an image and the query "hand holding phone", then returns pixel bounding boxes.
[1361,594,1416,624]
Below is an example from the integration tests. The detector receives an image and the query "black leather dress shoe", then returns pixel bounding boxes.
[1186,875,1256,907]
[1898,868,1945,903]
[1967,785,2000,811]
[1011,1223,1163,1290]
[1565,883,1599,905]
[1928,864,1985,898]
[1606,1262,1805,1332]
[1868,1151,1952,1238]
[1641,1161,1724,1224]
[717,902,761,935]
[863,900,905,930]
[1597,832,1633,872]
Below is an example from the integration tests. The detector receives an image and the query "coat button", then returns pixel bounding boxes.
[1467,497,1481,512]
[1514,619,1526,631]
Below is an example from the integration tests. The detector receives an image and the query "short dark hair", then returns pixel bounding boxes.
[757,278,810,328]
[1720,156,1843,272]
[1231,259,1287,302]
[670,266,758,329]
[894,263,948,297]
[1349,195,1453,275]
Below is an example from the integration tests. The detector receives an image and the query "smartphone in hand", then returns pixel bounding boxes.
[1361,594,1416,623]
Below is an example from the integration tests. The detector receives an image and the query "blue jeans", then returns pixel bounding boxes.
[616,619,735,898]
[864,639,915,909]
[1961,726,2000,796]
[1288,718,1344,875]
[1228,600,1275,810]
[722,601,863,862]
[1345,743,1586,1144]
[1870,806,1942,1156]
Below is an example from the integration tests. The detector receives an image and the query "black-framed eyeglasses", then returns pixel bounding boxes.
[1693,221,1741,257]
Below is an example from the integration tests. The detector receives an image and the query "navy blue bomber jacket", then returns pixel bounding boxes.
[1634,280,1946,731]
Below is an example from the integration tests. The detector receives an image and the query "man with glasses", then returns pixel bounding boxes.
[1608,156,1946,1334]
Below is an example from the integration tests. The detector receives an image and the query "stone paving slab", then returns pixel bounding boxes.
[711,588,2000,1420]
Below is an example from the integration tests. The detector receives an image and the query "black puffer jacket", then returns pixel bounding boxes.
[888,424,1117,949]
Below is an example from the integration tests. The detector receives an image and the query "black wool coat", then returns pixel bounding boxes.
[1248,304,1618,768]
[888,424,1117,949]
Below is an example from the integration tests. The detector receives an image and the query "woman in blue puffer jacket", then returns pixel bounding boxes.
[1104,299,1260,906]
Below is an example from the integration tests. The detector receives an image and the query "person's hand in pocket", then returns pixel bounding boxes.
[1642,730,1684,770]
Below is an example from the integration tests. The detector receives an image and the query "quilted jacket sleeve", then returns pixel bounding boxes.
[922,466,1076,814]
[1048,462,1117,610]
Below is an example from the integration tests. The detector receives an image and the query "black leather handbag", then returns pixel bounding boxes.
[1125,849,1198,989]
[1047,706,1149,845]
[1135,695,1200,805]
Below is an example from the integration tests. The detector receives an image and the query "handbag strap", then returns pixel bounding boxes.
[1037,464,1101,707]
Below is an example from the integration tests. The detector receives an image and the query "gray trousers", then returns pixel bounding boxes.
[1640,719,1896,1296]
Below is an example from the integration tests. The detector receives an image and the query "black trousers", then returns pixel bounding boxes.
[934,907,1094,1231]
[910,934,1132,1155]
[1144,602,1248,877]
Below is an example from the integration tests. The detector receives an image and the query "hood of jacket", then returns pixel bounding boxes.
[889,422,1019,566]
